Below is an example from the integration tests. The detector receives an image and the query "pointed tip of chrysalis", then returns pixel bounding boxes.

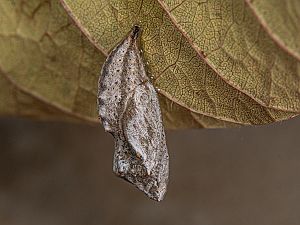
[136,182,167,202]
[131,25,141,40]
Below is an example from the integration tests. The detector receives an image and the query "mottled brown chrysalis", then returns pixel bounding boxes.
[97,26,169,201]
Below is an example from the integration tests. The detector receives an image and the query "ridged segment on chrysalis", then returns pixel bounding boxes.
[97,25,169,201]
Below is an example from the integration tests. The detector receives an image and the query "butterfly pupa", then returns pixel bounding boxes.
[97,25,169,201]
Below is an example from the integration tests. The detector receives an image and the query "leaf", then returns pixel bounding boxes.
[60,0,298,126]
[0,69,78,122]
[246,0,300,61]
[0,0,104,124]
[0,0,298,129]
[160,0,300,112]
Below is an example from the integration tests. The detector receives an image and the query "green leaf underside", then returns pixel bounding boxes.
[0,0,298,129]
[246,0,300,61]
[60,0,297,125]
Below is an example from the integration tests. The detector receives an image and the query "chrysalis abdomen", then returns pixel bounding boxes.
[97,26,169,201]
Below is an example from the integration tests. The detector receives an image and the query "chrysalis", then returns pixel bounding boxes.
[97,25,169,201]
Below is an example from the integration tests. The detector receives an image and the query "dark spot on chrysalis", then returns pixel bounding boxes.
[99,81,106,90]
[98,98,104,106]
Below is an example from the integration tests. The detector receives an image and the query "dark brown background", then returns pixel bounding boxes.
[0,117,300,225]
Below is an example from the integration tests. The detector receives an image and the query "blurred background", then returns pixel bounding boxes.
[1,117,300,225]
